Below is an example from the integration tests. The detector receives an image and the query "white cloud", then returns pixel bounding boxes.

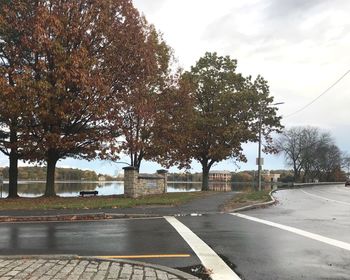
[131,0,350,171]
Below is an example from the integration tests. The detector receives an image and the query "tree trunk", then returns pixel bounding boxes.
[8,149,19,198]
[135,161,141,172]
[135,151,144,173]
[294,168,301,183]
[201,165,210,191]
[8,127,19,198]
[293,163,298,182]
[45,151,58,197]
[303,169,309,183]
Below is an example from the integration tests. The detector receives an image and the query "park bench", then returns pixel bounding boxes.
[79,190,98,197]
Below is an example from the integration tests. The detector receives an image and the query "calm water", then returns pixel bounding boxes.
[0,181,203,198]
[0,181,265,198]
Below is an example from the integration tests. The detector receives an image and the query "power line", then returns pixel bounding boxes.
[285,69,350,118]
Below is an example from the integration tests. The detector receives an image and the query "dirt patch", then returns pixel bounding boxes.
[220,190,272,212]
[221,200,267,212]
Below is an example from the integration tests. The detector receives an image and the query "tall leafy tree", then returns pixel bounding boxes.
[115,24,175,171]
[1,0,151,196]
[109,23,193,173]
[0,1,36,197]
[160,52,283,190]
[148,73,195,169]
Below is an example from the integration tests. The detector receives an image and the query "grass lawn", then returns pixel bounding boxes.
[0,192,213,211]
[221,189,272,211]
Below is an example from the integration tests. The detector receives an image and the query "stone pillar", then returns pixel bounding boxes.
[123,167,138,198]
[157,169,168,193]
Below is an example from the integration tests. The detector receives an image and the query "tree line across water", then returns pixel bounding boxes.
[0,167,115,181]
[170,167,347,184]
[1,166,345,184]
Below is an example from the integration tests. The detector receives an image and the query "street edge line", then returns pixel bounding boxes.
[300,189,350,206]
[230,213,350,251]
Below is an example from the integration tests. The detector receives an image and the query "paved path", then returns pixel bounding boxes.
[0,256,199,280]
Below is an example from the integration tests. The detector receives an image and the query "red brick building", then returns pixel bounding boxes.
[209,170,231,182]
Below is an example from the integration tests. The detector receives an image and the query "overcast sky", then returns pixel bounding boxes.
[1,0,349,175]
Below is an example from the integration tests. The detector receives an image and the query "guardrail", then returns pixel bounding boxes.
[277,182,344,190]
[293,182,343,186]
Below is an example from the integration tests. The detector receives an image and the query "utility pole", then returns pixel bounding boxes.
[0,175,3,198]
[257,114,263,191]
[257,102,284,191]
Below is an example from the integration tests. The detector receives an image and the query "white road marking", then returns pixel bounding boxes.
[231,213,350,251]
[300,189,350,206]
[165,216,241,280]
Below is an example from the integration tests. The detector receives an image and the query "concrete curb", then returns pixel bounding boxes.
[0,254,79,260]
[0,255,199,280]
[83,257,199,280]
[229,189,278,213]
[0,212,161,223]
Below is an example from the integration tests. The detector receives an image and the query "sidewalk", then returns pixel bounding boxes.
[0,192,237,222]
[0,256,200,280]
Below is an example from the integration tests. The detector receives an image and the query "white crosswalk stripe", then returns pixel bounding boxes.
[165,216,241,280]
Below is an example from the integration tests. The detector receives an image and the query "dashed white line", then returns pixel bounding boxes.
[164,216,241,280]
[300,189,350,206]
[230,213,350,251]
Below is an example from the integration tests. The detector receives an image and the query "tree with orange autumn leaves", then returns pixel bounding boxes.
[0,0,162,196]
[0,0,36,198]
[113,25,181,171]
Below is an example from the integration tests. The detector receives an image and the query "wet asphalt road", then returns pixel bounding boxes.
[246,184,350,243]
[1,184,350,279]
[0,217,201,268]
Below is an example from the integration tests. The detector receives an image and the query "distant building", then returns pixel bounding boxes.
[262,170,280,182]
[209,170,231,182]
[98,176,106,181]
